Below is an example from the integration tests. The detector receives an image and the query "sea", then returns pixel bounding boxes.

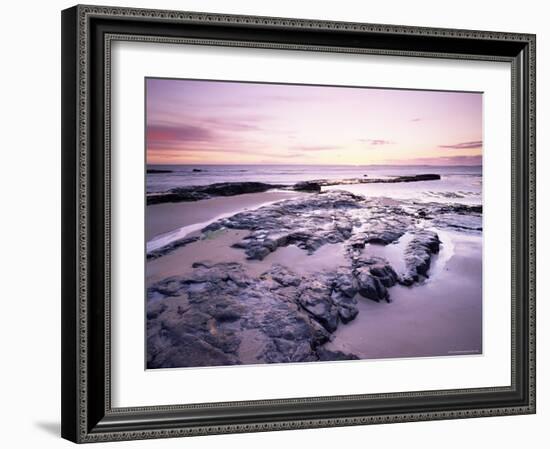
[147,164,482,206]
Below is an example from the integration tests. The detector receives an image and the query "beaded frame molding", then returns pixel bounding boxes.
[61,4,536,443]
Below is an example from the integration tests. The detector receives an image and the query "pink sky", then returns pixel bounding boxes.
[146,78,482,166]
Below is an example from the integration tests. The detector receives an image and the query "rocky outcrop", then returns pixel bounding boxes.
[147,182,283,205]
[348,227,406,247]
[293,181,322,192]
[146,174,442,205]
[147,168,172,174]
[147,236,200,260]
[350,255,399,303]
[204,191,362,260]
[305,174,441,187]
[147,263,361,368]
[400,230,441,286]
[393,174,441,182]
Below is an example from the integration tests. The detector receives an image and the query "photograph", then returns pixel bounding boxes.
[58,3,537,443]
[145,78,484,369]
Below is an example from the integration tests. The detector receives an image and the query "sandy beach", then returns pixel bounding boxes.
[146,190,302,240]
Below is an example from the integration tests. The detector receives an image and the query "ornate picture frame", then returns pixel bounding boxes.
[61,4,536,443]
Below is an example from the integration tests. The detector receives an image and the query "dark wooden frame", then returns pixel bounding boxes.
[61,4,536,443]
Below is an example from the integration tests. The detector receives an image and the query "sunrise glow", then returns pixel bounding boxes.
[146,78,482,166]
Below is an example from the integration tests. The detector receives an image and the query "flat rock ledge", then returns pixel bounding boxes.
[147,182,281,205]
[147,190,476,266]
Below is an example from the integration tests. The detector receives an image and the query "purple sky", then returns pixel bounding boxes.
[146,78,482,165]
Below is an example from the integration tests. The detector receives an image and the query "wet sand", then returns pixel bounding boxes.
[146,190,302,240]
[147,230,351,284]
[146,229,250,285]
[251,243,351,277]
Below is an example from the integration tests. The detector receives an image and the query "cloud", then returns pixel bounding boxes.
[359,139,395,146]
[410,118,423,122]
[275,153,304,159]
[438,140,483,149]
[146,123,213,146]
[146,117,266,153]
[201,116,264,132]
[396,155,482,165]
[291,145,340,152]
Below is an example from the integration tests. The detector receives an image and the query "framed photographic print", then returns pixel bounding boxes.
[61,4,536,443]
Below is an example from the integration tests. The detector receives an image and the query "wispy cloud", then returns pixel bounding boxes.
[147,123,213,145]
[147,118,264,152]
[359,139,395,146]
[410,117,423,122]
[201,117,263,132]
[291,145,341,152]
[438,140,483,149]
[394,155,482,165]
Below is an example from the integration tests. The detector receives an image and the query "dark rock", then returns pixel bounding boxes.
[316,347,360,361]
[393,174,440,182]
[147,263,355,368]
[241,243,271,260]
[351,256,398,302]
[297,278,340,332]
[300,174,440,187]
[269,264,302,287]
[331,290,359,323]
[365,229,405,245]
[147,168,172,174]
[338,305,359,323]
[356,256,399,288]
[147,235,200,260]
[293,181,322,192]
[332,269,358,298]
[214,191,364,260]
[440,203,482,214]
[147,182,283,205]
[354,267,389,302]
[348,232,369,248]
[400,230,441,285]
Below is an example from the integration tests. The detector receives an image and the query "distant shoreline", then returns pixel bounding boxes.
[146,174,441,205]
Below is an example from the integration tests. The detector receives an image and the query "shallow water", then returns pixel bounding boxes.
[362,232,415,275]
[325,231,481,359]
[250,243,351,277]
[323,178,481,205]
[146,229,250,284]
